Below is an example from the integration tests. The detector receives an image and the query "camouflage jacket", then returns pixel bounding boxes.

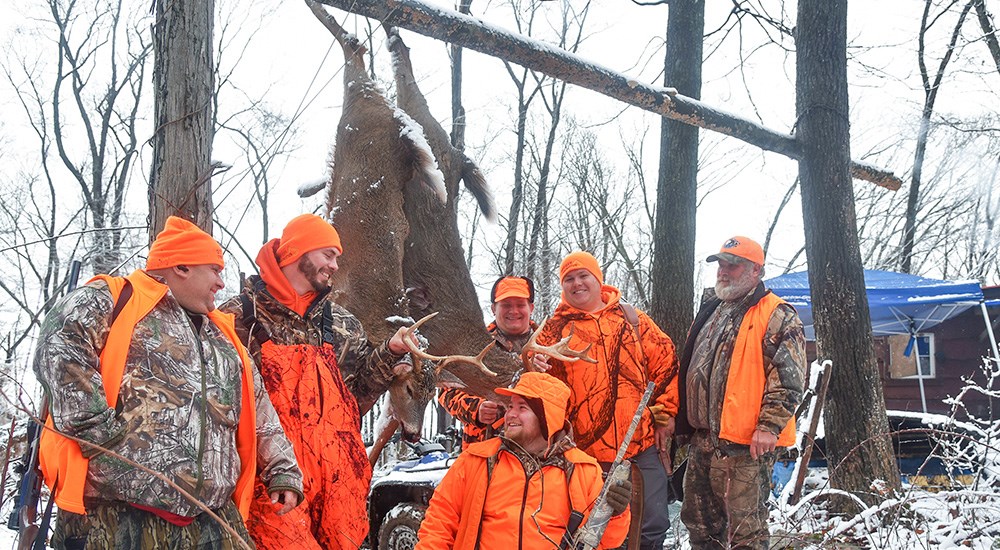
[678,282,807,445]
[219,275,406,413]
[33,276,302,516]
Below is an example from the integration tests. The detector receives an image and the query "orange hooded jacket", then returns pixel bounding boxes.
[37,271,257,517]
[539,285,679,462]
[417,373,629,549]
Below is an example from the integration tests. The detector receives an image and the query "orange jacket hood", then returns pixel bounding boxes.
[256,238,316,317]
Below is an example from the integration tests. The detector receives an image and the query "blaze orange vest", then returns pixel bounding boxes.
[718,292,797,447]
[37,270,258,517]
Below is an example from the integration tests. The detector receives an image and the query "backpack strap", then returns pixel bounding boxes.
[620,301,645,365]
[238,292,271,348]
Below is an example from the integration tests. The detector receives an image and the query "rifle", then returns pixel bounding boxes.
[10,260,82,549]
[565,381,656,550]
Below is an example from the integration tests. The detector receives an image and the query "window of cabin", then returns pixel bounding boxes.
[887,333,935,379]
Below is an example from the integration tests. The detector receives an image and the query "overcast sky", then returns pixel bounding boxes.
[1,0,997,297]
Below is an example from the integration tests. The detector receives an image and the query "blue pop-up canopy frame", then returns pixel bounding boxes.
[765,269,999,412]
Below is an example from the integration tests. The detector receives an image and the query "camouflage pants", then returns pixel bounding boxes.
[680,431,775,550]
[51,500,254,550]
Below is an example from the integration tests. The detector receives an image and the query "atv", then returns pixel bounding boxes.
[367,435,457,550]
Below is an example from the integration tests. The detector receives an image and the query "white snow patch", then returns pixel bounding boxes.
[297,177,328,198]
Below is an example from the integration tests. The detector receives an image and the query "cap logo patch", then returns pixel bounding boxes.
[723,238,740,249]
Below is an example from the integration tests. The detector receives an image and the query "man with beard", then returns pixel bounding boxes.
[220,213,415,550]
[676,236,807,549]
[438,275,538,449]
[416,372,631,549]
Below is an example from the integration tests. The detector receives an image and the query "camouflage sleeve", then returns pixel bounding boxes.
[758,303,807,436]
[639,312,680,419]
[333,308,408,399]
[32,285,128,451]
[438,387,484,426]
[250,359,305,499]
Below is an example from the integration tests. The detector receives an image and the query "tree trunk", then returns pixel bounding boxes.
[796,0,901,503]
[649,0,703,347]
[314,0,901,190]
[150,0,216,235]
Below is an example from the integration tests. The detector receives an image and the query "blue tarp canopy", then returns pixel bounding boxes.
[765,269,985,340]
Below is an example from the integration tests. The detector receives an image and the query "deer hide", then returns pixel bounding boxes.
[387,28,521,401]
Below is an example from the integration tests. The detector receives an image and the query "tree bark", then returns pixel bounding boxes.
[150,0,216,235]
[649,0,703,347]
[315,0,902,190]
[796,0,901,502]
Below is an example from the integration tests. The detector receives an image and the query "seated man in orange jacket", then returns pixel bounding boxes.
[437,275,538,449]
[416,372,631,549]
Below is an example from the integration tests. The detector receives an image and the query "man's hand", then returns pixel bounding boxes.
[606,478,632,516]
[477,400,503,425]
[388,326,419,355]
[750,428,778,460]
[270,490,300,516]
[654,417,675,473]
[529,353,550,373]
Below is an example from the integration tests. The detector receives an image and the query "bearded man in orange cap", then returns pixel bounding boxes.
[530,250,679,550]
[34,216,303,550]
[221,213,417,550]
[676,236,806,550]
[417,372,631,549]
[438,275,538,449]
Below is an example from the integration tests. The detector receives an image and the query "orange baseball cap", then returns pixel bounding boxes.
[276,214,343,267]
[491,276,534,303]
[146,216,224,270]
[707,236,765,265]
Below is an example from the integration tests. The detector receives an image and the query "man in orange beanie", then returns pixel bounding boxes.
[530,250,679,550]
[35,216,302,549]
[437,275,539,449]
[417,372,631,549]
[221,213,416,550]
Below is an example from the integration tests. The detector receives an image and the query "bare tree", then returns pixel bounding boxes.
[3,0,151,273]
[796,0,901,502]
[900,0,976,273]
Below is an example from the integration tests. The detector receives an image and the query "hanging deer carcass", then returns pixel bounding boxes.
[305,1,443,443]
[306,2,537,450]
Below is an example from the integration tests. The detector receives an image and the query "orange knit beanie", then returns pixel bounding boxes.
[275,214,343,267]
[559,251,603,285]
[146,216,224,270]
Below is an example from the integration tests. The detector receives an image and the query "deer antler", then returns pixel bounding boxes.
[404,312,498,377]
[520,318,597,369]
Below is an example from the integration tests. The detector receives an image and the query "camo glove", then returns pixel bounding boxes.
[606,478,632,516]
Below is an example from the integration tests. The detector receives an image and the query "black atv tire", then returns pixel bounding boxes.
[378,503,427,550]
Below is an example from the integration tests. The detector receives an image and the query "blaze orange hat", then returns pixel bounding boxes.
[559,251,603,285]
[276,214,343,267]
[496,372,571,440]
[707,236,765,266]
[491,276,534,304]
[146,216,224,270]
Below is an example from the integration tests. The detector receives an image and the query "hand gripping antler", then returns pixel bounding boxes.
[404,312,498,376]
[520,318,598,369]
